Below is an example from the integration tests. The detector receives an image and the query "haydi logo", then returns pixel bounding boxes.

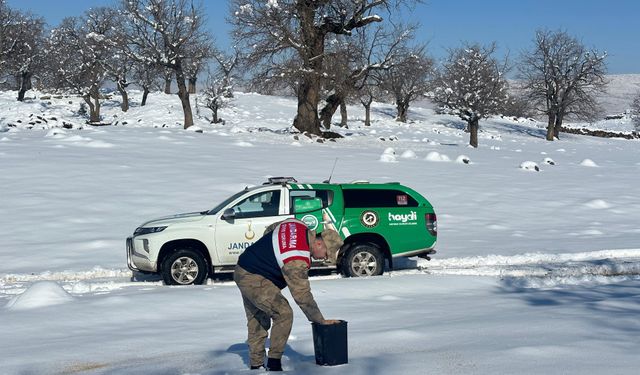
[388,211,417,223]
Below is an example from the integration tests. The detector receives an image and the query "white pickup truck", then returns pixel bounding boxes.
[126,177,437,285]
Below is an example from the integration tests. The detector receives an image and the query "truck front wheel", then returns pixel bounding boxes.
[341,244,384,277]
[161,248,209,285]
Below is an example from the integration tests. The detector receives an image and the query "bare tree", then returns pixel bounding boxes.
[201,48,241,124]
[503,89,534,119]
[432,43,509,148]
[318,25,407,128]
[632,92,640,134]
[202,74,232,124]
[132,61,163,106]
[184,41,213,94]
[0,2,46,101]
[248,55,301,96]
[358,80,383,126]
[212,47,241,99]
[122,0,213,129]
[318,36,356,128]
[45,16,111,123]
[378,43,433,123]
[519,29,607,141]
[0,0,15,79]
[231,0,415,136]
[86,7,133,112]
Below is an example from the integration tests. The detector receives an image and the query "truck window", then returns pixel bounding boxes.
[289,190,333,214]
[231,190,281,218]
[343,189,418,208]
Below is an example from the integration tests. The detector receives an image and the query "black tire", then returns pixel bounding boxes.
[161,248,209,285]
[340,243,384,277]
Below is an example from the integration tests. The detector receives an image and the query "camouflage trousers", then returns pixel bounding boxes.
[234,265,294,367]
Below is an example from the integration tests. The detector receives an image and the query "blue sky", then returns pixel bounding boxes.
[7,0,640,74]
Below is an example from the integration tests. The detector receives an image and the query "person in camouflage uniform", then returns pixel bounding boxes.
[234,218,344,371]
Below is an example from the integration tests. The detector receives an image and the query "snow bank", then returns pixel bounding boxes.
[425,151,450,162]
[584,199,612,209]
[5,281,74,311]
[400,150,417,159]
[380,147,398,162]
[580,159,599,167]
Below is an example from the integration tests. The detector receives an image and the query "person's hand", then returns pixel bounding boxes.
[322,319,341,325]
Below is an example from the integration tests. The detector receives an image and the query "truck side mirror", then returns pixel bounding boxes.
[222,208,236,220]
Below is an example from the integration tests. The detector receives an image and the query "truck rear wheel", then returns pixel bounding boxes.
[161,248,209,285]
[341,244,384,277]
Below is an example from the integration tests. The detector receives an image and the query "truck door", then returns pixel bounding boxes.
[215,188,291,264]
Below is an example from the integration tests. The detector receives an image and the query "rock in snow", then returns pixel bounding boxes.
[455,155,471,164]
[520,161,540,172]
[6,281,74,311]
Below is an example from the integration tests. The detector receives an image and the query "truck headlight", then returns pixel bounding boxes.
[134,226,167,236]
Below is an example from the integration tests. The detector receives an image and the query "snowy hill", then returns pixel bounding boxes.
[597,74,640,115]
[1,89,639,374]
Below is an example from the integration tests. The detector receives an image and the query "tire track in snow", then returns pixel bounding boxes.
[411,248,640,287]
[2,249,640,297]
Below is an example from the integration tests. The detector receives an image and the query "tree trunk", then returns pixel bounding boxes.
[553,112,564,140]
[84,91,101,123]
[188,77,197,94]
[293,79,322,135]
[174,64,194,129]
[319,92,343,129]
[292,4,325,136]
[469,118,479,148]
[83,94,93,119]
[17,71,32,102]
[222,77,234,98]
[363,103,371,126]
[546,113,556,141]
[396,99,409,122]
[141,87,150,106]
[340,100,348,128]
[362,96,373,126]
[117,79,129,112]
[211,107,219,124]
[164,77,172,94]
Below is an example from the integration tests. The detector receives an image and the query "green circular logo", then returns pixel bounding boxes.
[301,214,319,230]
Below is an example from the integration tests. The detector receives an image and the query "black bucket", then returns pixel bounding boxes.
[311,320,348,366]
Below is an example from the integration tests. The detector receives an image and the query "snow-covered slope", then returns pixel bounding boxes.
[1,89,639,374]
[597,74,640,115]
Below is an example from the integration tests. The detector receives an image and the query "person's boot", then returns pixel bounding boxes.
[266,357,282,371]
[250,365,264,370]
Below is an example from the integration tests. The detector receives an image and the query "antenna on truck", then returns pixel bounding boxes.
[323,158,339,183]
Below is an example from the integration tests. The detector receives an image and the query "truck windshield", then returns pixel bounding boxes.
[207,190,248,215]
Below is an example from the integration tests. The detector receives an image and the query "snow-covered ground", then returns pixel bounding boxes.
[1,86,639,374]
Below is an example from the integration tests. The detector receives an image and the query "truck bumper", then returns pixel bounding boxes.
[126,236,157,272]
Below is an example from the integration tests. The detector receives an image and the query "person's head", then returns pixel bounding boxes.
[310,229,344,263]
